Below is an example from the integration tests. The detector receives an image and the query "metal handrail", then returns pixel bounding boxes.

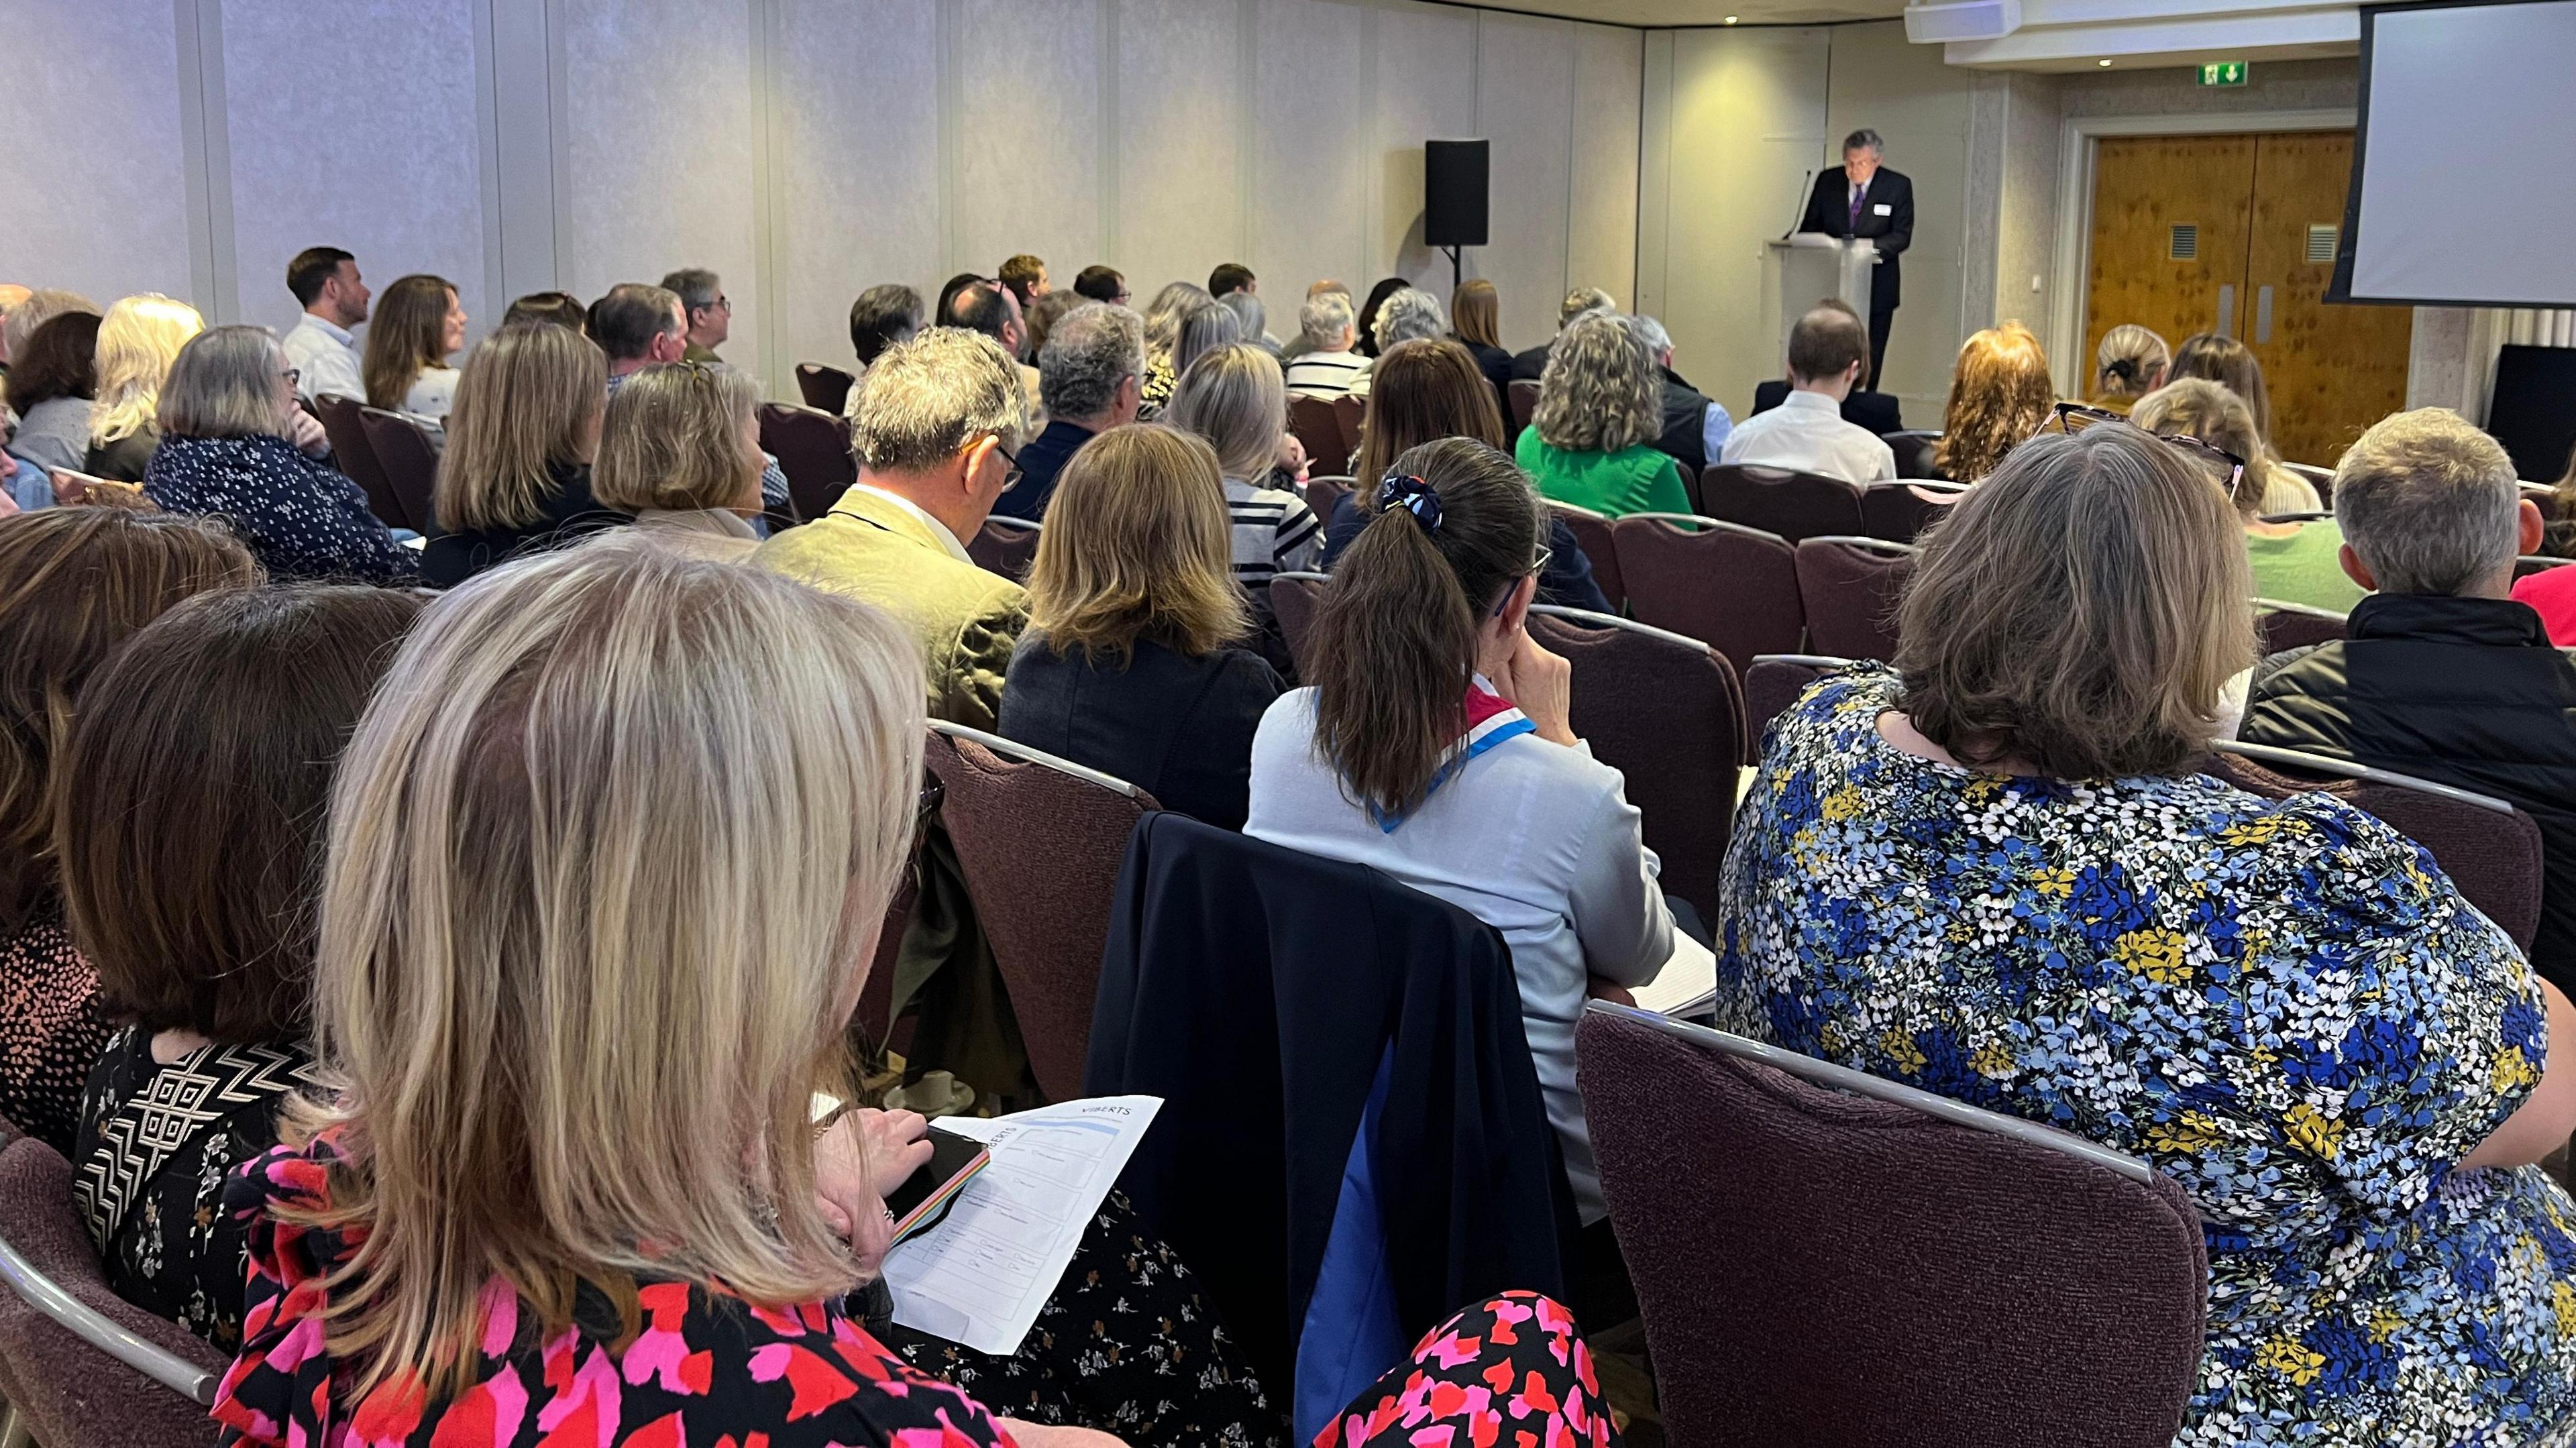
[2212,740,2516,816]
[928,721,1142,798]
[980,514,1041,535]
[0,1230,217,1404]
[1750,653,1858,670]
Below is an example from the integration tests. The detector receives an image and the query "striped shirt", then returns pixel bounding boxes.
[1283,349,1373,400]
[1226,477,1323,599]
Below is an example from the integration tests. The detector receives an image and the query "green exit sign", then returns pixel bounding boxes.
[2198,61,2249,86]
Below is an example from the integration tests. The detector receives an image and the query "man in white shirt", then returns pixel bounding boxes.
[1283,291,1371,399]
[1718,302,1896,484]
[281,247,370,403]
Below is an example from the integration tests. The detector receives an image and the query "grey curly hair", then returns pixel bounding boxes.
[1371,288,1448,350]
[1532,312,1659,455]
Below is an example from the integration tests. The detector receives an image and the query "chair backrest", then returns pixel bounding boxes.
[1287,396,1345,477]
[312,393,407,531]
[1698,463,1868,543]
[1547,502,1625,612]
[2524,483,2562,522]
[1743,653,1854,759]
[1270,571,1328,677]
[1576,1003,2205,1448]
[1302,474,1354,527]
[2279,459,2334,502]
[2516,554,2571,581]
[355,406,439,534]
[757,402,857,523]
[2253,600,2348,655]
[926,724,1155,1102]
[1794,535,1915,663]
[1327,395,1366,468]
[1883,429,1947,481]
[2206,740,2546,952]
[794,361,856,415]
[1858,480,1966,544]
[0,1134,227,1447]
[967,514,1041,581]
[1609,513,1803,673]
[1672,457,1703,515]
[1506,378,1540,437]
[1528,608,1743,920]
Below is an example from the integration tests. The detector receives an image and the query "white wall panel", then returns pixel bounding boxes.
[1116,0,1244,303]
[559,0,764,371]
[1253,0,1373,322]
[3,0,195,311]
[1570,24,1644,333]
[954,0,1102,284]
[1476,14,1576,353]
[770,0,942,375]
[223,0,486,342]
[1373,3,1479,305]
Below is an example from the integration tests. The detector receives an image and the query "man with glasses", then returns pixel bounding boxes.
[752,327,1030,732]
[659,267,731,364]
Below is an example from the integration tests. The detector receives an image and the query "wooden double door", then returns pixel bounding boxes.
[2086,131,2411,468]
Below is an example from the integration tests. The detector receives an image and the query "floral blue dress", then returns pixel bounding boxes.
[1717,665,2576,1446]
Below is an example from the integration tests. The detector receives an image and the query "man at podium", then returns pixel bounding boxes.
[1798,127,1913,391]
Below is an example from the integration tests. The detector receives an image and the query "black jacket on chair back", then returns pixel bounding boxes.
[2239,593,2576,990]
[1656,369,1715,474]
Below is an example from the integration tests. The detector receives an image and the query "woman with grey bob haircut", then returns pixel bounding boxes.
[1370,288,1448,351]
[140,325,418,583]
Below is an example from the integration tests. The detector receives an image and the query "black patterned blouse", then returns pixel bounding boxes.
[72,1027,315,1351]
[0,905,107,1157]
[143,434,419,584]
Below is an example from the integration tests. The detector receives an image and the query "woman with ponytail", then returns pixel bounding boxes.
[1245,437,1676,1245]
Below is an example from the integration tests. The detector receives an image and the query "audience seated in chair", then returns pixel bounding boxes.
[0,509,256,1157]
[1000,253,1051,308]
[1136,281,1214,419]
[1368,288,1447,353]
[659,267,731,365]
[280,247,369,403]
[996,302,1142,522]
[144,326,418,584]
[1319,338,1609,614]
[1721,301,1895,484]
[1165,342,1322,672]
[1508,286,1613,382]
[1277,278,1344,362]
[2131,379,2353,610]
[1024,288,1083,357]
[1629,313,1731,475]
[84,294,201,482]
[500,289,586,333]
[1248,439,1675,1245]
[62,585,420,1352]
[419,320,623,588]
[1352,277,1407,361]
[592,359,767,560]
[754,327,1029,732]
[1716,422,2576,1445]
[945,278,1045,427]
[1515,311,1690,518]
[2243,408,2576,990]
[1748,380,1906,437]
[1447,278,1513,412]
[4,311,101,496]
[1282,290,1371,401]
[1000,425,1283,830]
[361,273,465,425]
[2089,323,2169,416]
[845,283,924,406]
[1932,323,2053,484]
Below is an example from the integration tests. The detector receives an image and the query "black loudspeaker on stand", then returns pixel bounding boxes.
[1425,139,1489,292]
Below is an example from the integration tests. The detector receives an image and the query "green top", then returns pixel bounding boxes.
[2245,519,2368,614]
[1513,430,1689,519]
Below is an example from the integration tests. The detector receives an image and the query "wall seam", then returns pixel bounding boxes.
[1564,21,1579,311]
[470,0,508,316]
[1237,0,1258,273]
[749,0,784,396]
[936,0,959,280]
[176,0,239,322]
[546,0,573,284]
[1100,0,1122,269]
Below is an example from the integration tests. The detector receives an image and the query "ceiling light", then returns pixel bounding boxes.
[2097,58,2113,66]
[1723,15,1739,23]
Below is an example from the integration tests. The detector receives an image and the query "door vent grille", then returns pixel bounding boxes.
[2306,223,2339,264]
[2169,224,2198,261]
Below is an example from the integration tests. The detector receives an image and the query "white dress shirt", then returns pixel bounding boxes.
[1717,387,1896,484]
[280,313,364,403]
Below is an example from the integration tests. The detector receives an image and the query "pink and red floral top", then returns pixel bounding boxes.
[212,1135,1020,1448]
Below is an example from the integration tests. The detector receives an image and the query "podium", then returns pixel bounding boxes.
[1764,233,1878,364]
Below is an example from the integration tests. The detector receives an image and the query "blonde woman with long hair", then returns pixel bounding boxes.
[361,273,467,422]
[1933,324,2056,484]
[421,321,621,588]
[2089,323,2169,413]
[2133,377,2354,611]
[83,294,203,481]
[1000,424,1280,828]
[1516,311,1686,518]
[592,359,765,559]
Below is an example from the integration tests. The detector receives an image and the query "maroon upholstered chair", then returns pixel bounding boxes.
[1576,1003,2206,1448]
[924,725,1158,1103]
[1528,608,1742,920]
[312,393,407,531]
[1698,463,1866,543]
[1328,395,1366,469]
[2524,484,2561,522]
[1858,480,1966,544]
[1270,571,1328,677]
[1287,397,1345,476]
[1794,536,1915,663]
[2280,460,2334,504]
[968,515,1040,581]
[355,406,439,535]
[1883,429,1947,481]
[1548,502,1625,613]
[2205,740,2546,954]
[1742,654,1852,762]
[2254,600,2348,655]
[796,361,857,415]
[1303,474,1355,526]
[759,403,858,523]
[1672,459,1703,515]
[0,1134,225,1447]
[1507,380,1540,438]
[1610,514,1802,673]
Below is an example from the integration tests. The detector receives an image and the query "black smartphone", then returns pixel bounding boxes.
[883,1126,991,1243]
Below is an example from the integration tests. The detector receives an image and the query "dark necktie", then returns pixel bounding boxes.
[1847,181,1866,231]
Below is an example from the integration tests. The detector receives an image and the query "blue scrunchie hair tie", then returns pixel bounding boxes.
[1377,471,1443,535]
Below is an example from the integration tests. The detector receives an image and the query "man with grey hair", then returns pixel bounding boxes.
[1798,127,1913,390]
[2241,406,2576,987]
[659,268,730,362]
[753,326,1030,730]
[1369,288,1448,351]
[994,301,1142,522]
[1509,286,1617,380]
[1630,314,1732,472]
[1284,290,1371,399]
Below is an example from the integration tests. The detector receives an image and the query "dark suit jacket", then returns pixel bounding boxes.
[1508,343,1550,382]
[1798,165,1913,313]
[997,634,1283,830]
[1750,381,1905,436]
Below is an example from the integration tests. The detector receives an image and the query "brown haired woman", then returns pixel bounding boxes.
[422,320,624,587]
[1246,437,1676,1268]
[1932,323,2055,484]
[1320,339,1610,614]
[362,273,467,422]
[1000,424,1283,829]
[62,584,423,1349]
[0,509,258,1154]
[1448,278,1513,410]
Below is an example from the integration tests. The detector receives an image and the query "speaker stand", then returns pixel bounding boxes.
[1440,245,1466,294]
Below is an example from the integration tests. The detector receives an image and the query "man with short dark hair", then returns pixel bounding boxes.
[658,268,729,362]
[1208,262,1256,299]
[945,280,1044,425]
[998,254,1049,307]
[1509,286,1615,381]
[1717,303,1894,483]
[2241,407,2576,988]
[1798,128,1913,391]
[847,284,923,396]
[997,303,1143,523]
[594,284,690,380]
[1751,298,1904,433]
[281,247,369,402]
[1073,266,1128,306]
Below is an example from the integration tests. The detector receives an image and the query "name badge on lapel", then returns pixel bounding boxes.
[1873,203,1894,217]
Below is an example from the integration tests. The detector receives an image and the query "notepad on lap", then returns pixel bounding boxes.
[1633,930,1718,1018]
